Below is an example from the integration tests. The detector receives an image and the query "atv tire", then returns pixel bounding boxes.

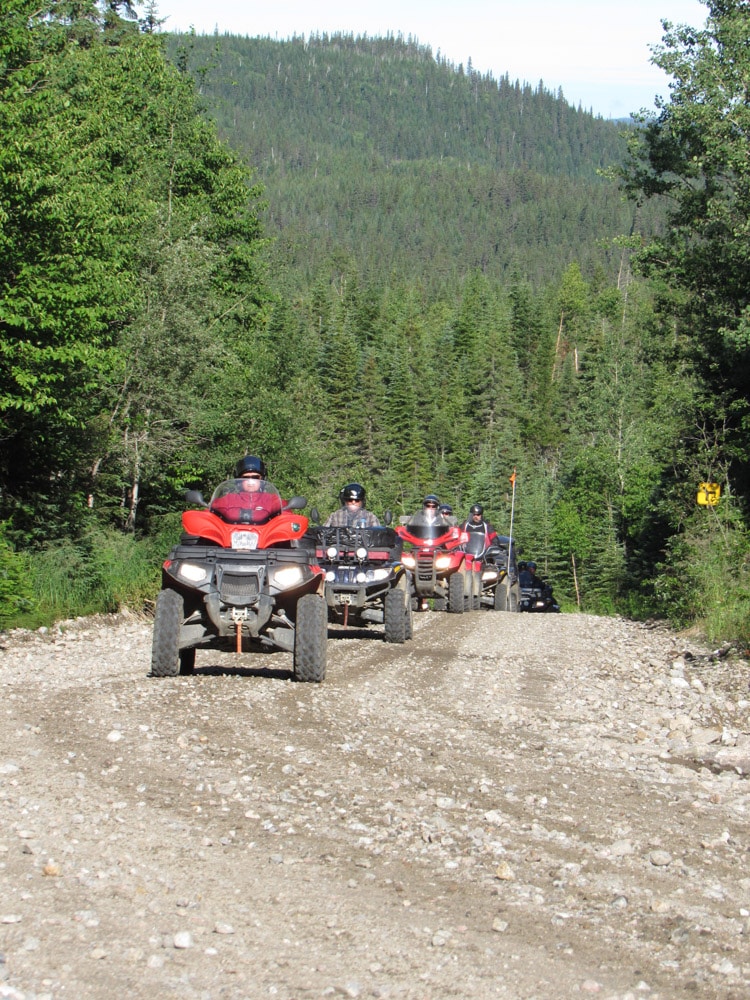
[384,588,407,643]
[448,571,465,614]
[492,581,508,611]
[293,594,328,682]
[471,571,482,610]
[151,588,183,677]
[179,648,196,675]
[404,590,414,639]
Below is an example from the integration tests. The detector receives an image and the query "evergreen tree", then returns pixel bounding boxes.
[622,0,750,499]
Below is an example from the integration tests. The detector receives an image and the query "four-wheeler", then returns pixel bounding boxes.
[462,531,521,612]
[519,583,560,613]
[151,480,328,682]
[396,511,481,613]
[307,513,413,642]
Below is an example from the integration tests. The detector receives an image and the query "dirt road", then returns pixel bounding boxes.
[1,609,749,999]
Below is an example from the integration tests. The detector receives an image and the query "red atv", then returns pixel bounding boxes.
[396,511,482,612]
[151,479,328,681]
[463,531,521,612]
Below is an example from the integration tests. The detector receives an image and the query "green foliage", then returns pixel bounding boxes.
[0,4,269,540]
[4,8,750,649]
[11,523,170,630]
[168,33,647,295]
[654,500,750,645]
[622,0,750,496]
[0,522,35,627]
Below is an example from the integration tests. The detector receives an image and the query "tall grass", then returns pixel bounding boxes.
[1,517,183,630]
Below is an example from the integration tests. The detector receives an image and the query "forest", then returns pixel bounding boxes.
[1,0,749,644]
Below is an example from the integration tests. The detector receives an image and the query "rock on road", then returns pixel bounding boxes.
[1,608,749,1000]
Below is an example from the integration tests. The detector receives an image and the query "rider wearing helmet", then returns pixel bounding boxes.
[210,454,282,521]
[438,502,455,524]
[461,502,497,548]
[235,454,267,479]
[422,494,441,522]
[519,559,544,589]
[324,483,380,527]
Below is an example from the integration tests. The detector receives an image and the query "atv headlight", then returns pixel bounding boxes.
[325,570,336,582]
[327,545,338,559]
[482,570,499,582]
[356,571,367,584]
[435,555,452,570]
[366,568,391,583]
[270,566,305,589]
[356,546,368,560]
[177,562,210,584]
[401,554,416,569]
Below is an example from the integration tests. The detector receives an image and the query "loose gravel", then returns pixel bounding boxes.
[1,608,749,1000]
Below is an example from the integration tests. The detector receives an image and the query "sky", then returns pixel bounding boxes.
[154,0,709,119]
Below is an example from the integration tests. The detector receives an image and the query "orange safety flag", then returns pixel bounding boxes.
[509,469,517,486]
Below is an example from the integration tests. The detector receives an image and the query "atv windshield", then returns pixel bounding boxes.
[463,531,489,557]
[209,479,284,525]
[405,511,454,541]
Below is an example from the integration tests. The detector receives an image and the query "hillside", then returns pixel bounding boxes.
[167,33,650,291]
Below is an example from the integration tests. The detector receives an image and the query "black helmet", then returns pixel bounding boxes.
[340,482,366,506]
[423,494,440,508]
[470,503,484,516]
[527,561,537,571]
[439,503,453,516]
[235,455,267,478]
[518,561,528,571]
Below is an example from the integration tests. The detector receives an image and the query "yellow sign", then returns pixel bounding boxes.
[697,483,721,506]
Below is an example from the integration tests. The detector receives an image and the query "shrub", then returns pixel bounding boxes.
[655,503,750,646]
[0,522,35,628]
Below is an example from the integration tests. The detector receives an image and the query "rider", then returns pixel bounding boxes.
[422,494,441,522]
[324,483,380,528]
[461,503,497,549]
[520,559,552,595]
[525,560,545,589]
[210,455,283,522]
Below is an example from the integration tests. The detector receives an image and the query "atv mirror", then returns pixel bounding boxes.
[284,496,307,511]
[184,489,208,507]
[309,507,321,524]
[383,510,393,525]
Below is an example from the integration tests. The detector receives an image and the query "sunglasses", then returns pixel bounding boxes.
[425,503,438,509]
[345,499,362,504]
[243,473,262,480]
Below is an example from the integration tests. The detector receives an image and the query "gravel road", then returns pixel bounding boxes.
[1,608,749,1000]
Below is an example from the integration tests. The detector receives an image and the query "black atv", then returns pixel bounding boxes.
[307,512,413,642]
[519,585,560,613]
[518,565,560,612]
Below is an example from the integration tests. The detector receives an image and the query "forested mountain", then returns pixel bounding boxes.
[2,1,749,647]
[168,33,649,292]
